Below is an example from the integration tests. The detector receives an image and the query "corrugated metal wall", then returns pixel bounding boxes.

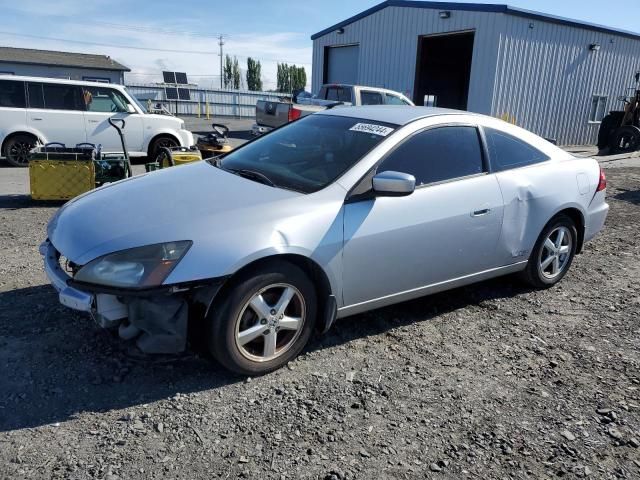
[125,84,285,118]
[312,5,640,145]
[492,15,640,145]
[311,6,502,114]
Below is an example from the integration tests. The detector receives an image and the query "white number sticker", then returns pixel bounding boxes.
[349,123,394,137]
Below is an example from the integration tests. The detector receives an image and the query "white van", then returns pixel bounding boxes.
[0,76,194,166]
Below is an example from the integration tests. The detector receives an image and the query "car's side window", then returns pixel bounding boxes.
[39,83,84,111]
[326,87,352,103]
[26,82,45,108]
[385,93,408,105]
[0,80,26,108]
[378,126,484,186]
[360,91,384,105]
[84,86,129,113]
[484,127,550,172]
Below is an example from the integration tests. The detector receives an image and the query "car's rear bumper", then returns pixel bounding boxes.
[585,200,609,243]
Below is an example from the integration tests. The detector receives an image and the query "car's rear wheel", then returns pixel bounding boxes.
[521,214,577,288]
[4,134,37,167]
[208,261,317,375]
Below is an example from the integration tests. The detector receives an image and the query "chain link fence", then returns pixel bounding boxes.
[126,84,289,118]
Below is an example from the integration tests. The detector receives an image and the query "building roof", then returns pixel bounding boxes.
[316,105,465,125]
[0,47,130,72]
[311,0,640,41]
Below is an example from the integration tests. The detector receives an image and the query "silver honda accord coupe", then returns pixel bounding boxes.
[41,106,609,375]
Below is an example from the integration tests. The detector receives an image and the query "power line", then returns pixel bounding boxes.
[4,9,230,39]
[0,31,215,54]
[0,31,312,65]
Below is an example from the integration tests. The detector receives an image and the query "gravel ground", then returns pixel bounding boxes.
[0,164,639,480]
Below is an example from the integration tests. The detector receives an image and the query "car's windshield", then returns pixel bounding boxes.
[219,114,397,193]
[124,88,147,113]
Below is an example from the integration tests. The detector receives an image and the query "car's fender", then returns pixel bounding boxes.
[142,127,184,151]
[494,156,597,264]
[1,125,47,148]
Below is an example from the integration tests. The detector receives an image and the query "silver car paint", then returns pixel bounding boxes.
[45,107,608,321]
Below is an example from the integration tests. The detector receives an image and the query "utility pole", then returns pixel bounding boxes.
[218,34,225,89]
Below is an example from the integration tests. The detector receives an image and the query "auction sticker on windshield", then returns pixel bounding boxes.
[349,123,394,137]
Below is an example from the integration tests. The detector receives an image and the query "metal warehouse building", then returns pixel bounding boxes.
[311,0,640,145]
[0,47,129,84]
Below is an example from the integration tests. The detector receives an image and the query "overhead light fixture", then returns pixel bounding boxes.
[589,43,601,51]
[337,27,345,34]
[528,22,534,29]
[439,11,451,19]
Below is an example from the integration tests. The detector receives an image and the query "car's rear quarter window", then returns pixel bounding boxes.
[484,127,550,171]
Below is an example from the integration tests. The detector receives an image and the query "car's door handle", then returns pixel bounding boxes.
[31,117,43,121]
[472,208,491,217]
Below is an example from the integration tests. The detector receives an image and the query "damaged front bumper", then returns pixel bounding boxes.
[40,240,225,354]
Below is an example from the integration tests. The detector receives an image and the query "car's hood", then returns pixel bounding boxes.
[48,161,302,265]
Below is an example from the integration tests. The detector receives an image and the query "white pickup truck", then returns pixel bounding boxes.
[253,84,414,135]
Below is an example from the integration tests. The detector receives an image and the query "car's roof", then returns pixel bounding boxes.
[0,75,126,89]
[316,105,466,125]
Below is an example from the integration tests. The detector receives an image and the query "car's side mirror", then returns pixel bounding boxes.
[372,171,415,196]
[126,104,136,114]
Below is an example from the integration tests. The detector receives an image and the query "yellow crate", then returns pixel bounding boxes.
[29,160,96,201]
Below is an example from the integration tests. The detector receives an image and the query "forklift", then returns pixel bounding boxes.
[598,72,640,154]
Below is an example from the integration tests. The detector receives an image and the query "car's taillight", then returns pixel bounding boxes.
[288,107,302,122]
[596,167,606,192]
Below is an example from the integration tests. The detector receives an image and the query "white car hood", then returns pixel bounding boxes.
[48,161,302,266]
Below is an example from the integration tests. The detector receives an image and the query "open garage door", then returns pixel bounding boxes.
[324,45,359,84]
[414,31,475,109]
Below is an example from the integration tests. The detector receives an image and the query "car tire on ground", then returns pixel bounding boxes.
[207,261,317,375]
[149,136,178,161]
[520,214,577,289]
[4,134,37,167]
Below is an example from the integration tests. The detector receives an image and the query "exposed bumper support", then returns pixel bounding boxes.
[41,239,228,354]
[40,240,94,312]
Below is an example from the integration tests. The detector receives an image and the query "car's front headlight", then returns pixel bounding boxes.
[74,241,192,288]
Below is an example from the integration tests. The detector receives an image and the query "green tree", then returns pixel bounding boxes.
[276,64,307,93]
[246,57,262,91]
[223,54,234,89]
[232,57,241,90]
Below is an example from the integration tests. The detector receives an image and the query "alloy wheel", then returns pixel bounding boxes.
[7,139,34,166]
[538,226,572,279]
[234,283,305,362]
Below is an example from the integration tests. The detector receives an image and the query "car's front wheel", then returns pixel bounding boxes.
[208,261,317,375]
[521,214,577,288]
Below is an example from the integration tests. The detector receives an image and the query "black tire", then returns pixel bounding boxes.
[148,136,178,160]
[610,125,640,154]
[208,261,317,375]
[520,214,577,289]
[3,134,37,167]
[156,147,175,168]
[597,112,624,150]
